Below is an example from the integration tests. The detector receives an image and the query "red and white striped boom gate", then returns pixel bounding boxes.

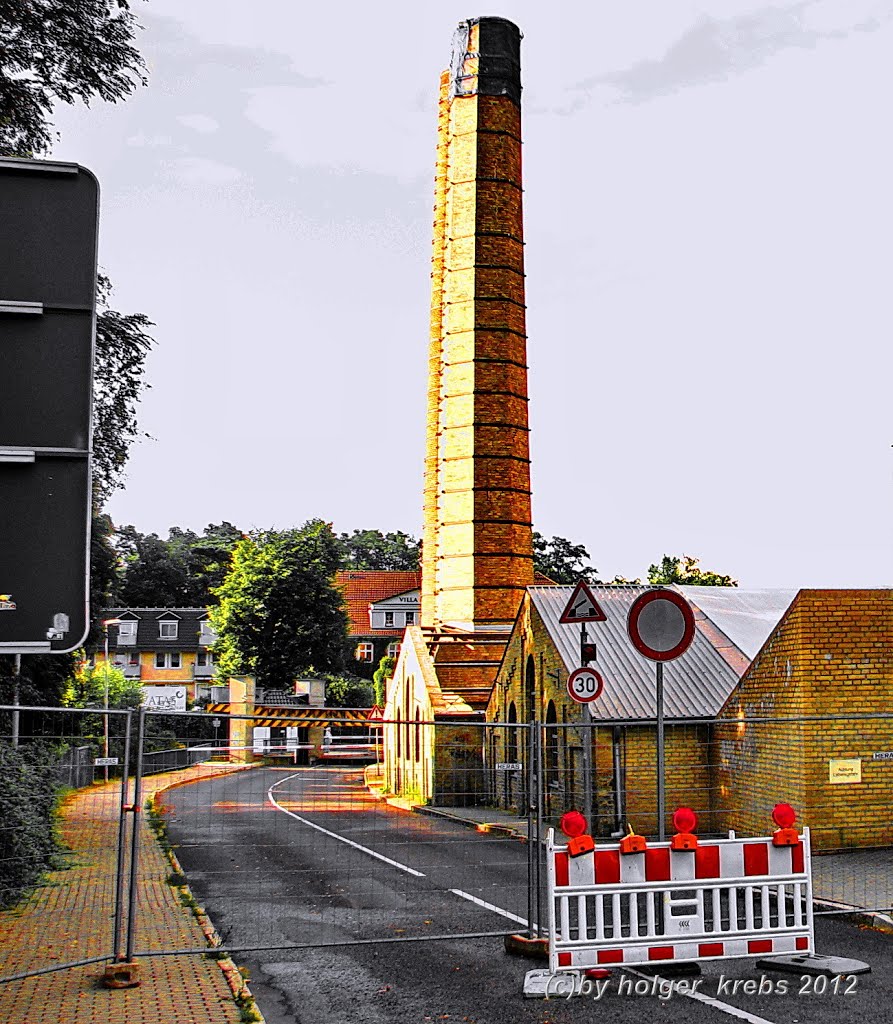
[546,828,814,971]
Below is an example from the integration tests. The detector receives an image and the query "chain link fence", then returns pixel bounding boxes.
[0,705,890,985]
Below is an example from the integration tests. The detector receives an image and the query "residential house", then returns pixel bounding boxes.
[94,607,218,704]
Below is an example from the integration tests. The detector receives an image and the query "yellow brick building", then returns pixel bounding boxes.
[486,586,892,850]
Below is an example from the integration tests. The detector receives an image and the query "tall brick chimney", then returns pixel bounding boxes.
[421,17,533,632]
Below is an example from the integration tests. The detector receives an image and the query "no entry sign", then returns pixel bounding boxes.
[566,667,604,704]
[627,589,695,662]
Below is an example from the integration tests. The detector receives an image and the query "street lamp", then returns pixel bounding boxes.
[101,618,123,782]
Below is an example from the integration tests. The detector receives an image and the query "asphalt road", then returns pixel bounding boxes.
[164,766,893,1024]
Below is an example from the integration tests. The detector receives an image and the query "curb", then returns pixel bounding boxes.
[813,899,893,935]
[149,771,267,1024]
[403,802,530,841]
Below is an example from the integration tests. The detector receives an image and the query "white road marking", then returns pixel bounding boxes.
[449,889,529,926]
[267,774,426,878]
[623,967,777,1024]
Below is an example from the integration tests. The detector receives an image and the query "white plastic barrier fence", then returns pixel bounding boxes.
[546,829,814,971]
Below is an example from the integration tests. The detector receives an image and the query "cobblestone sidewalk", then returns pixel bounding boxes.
[0,762,259,1024]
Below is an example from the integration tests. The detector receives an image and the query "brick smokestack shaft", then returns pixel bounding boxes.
[421,17,533,631]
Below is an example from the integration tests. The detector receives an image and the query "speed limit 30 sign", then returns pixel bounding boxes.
[566,667,604,704]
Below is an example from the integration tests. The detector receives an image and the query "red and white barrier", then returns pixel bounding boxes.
[547,828,814,971]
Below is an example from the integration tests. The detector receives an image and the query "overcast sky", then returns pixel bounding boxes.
[51,0,892,588]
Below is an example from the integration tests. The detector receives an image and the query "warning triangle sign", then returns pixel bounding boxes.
[559,581,607,625]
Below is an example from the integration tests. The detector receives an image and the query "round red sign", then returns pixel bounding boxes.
[566,667,604,704]
[627,589,695,662]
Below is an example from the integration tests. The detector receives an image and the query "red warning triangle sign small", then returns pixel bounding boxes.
[366,704,385,722]
[559,581,607,624]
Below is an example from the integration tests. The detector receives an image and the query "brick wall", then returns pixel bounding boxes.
[716,590,893,850]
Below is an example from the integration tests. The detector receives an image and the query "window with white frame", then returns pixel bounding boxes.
[199,620,217,644]
[355,643,374,663]
[154,652,182,669]
[118,621,137,637]
[158,620,179,639]
[384,611,394,627]
[196,650,215,667]
[404,611,415,626]
[386,642,400,659]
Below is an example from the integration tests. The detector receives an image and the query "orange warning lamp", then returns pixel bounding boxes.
[619,823,647,855]
[560,810,595,858]
[771,803,799,846]
[670,806,699,850]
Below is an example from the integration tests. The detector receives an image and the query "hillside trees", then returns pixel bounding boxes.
[210,520,348,687]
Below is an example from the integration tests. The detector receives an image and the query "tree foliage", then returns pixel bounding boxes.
[372,655,396,707]
[61,660,141,710]
[337,529,420,571]
[0,0,147,157]
[0,741,65,907]
[323,674,373,709]
[532,532,599,585]
[92,274,154,508]
[647,554,737,588]
[210,520,348,687]
[115,522,243,607]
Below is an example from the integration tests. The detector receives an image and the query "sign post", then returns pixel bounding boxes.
[627,589,696,840]
[560,582,607,831]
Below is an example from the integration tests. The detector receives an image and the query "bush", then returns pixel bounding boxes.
[0,742,65,907]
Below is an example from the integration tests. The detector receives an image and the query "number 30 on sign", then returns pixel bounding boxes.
[566,667,604,704]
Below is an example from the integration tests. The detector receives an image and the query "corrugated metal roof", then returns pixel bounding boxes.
[528,586,744,721]
[676,587,796,659]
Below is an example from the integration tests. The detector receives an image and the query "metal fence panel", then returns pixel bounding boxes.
[0,705,133,980]
[536,715,893,916]
[131,713,537,959]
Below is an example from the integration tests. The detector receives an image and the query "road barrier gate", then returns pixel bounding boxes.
[546,821,815,971]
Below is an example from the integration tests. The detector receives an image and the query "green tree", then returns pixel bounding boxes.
[372,655,396,707]
[647,554,738,588]
[0,0,147,157]
[116,527,191,606]
[324,674,373,709]
[176,522,244,604]
[61,660,141,710]
[532,532,599,585]
[338,529,420,571]
[116,522,243,607]
[210,520,348,687]
[92,274,154,509]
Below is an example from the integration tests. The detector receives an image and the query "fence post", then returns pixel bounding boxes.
[526,720,537,937]
[124,707,147,964]
[112,710,133,961]
[534,722,545,938]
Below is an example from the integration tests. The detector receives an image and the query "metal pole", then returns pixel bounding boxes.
[580,623,592,828]
[124,707,146,964]
[526,721,536,937]
[112,710,133,960]
[11,654,20,748]
[103,626,110,784]
[656,661,666,841]
[534,721,545,937]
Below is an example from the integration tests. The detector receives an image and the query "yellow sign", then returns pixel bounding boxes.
[829,758,862,784]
